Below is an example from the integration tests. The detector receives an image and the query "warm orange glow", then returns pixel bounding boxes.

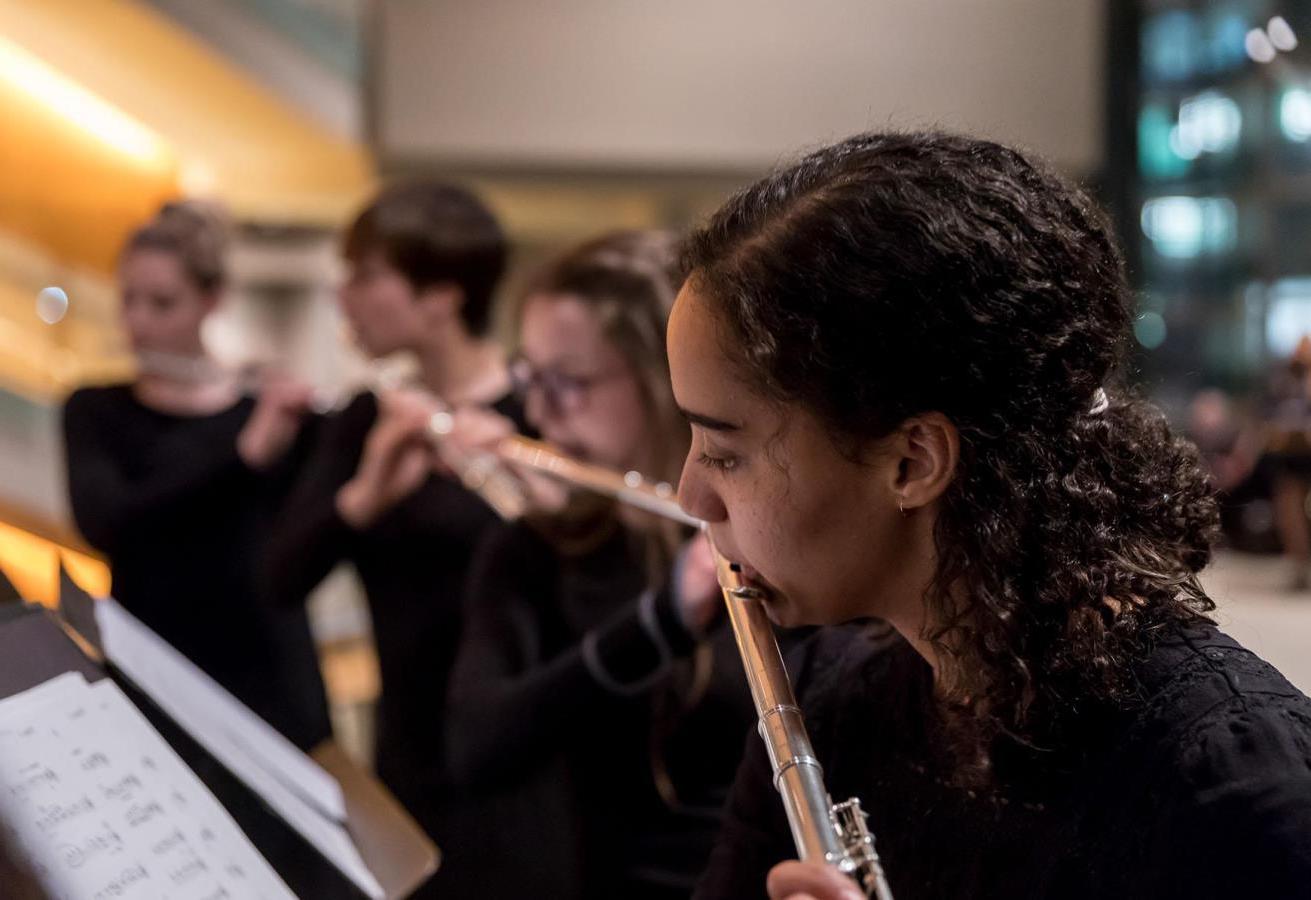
[0,520,59,607]
[63,547,112,598]
[0,520,109,609]
[0,0,373,224]
[0,34,171,168]
[0,65,180,274]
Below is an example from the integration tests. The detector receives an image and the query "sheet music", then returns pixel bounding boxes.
[95,599,346,821]
[95,598,384,899]
[0,673,294,899]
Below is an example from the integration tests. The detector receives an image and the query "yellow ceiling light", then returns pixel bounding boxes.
[0,0,373,225]
[0,33,172,171]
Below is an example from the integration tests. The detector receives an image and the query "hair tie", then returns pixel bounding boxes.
[1088,387,1110,416]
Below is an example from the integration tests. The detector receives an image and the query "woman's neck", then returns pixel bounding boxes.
[876,511,949,682]
[134,370,241,416]
[415,330,509,407]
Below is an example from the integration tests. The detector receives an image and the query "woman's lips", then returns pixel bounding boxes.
[732,562,777,598]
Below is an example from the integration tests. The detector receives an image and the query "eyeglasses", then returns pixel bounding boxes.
[508,355,628,413]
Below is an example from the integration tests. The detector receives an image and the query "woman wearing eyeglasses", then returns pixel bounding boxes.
[441,230,762,899]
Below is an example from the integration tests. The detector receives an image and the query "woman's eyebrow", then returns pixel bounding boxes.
[677,406,742,432]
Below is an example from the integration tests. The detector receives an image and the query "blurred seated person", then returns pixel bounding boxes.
[1187,389,1255,493]
[1263,336,1311,590]
[62,201,330,749]
[1185,388,1278,553]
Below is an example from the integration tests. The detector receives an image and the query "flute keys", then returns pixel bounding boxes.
[429,410,455,435]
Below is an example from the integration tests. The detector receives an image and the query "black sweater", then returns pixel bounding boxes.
[446,518,761,899]
[264,391,527,809]
[61,384,330,750]
[695,622,1311,899]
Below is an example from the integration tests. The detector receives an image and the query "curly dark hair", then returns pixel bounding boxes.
[681,131,1219,779]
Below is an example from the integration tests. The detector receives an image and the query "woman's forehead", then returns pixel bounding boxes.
[668,285,775,432]
[520,294,620,368]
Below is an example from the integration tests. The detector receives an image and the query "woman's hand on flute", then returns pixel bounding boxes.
[335,389,434,530]
[429,405,515,471]
[430,406,570,514]
[767,860,866,900]
[675,532,722,635]
[237,371,315,471]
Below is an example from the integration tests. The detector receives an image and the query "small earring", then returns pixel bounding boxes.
[898,500,906,516]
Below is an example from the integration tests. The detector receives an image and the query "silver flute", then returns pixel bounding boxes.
[491,438,892,898]
[135,350,531,519]
[712,551,893,899]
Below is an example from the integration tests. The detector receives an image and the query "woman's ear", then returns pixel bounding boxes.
[890,412,959,511]
[415,283,462,329]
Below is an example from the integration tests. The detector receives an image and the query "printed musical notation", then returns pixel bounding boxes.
[95,597,384,899]
[0,673,294,899]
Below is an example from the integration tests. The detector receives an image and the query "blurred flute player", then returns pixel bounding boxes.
[442,231,760,898]
[671,133,1311,900]
[263,182,527,890]
[62,201,330,749]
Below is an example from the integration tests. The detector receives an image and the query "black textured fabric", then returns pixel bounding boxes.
[61,384,330,750]
[696,621,1311,899]
[263,389,530,895]
[447,519,762,899]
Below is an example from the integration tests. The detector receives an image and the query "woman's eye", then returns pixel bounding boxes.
[697,451,738,471]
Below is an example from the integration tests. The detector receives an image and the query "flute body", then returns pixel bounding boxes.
[712,553,893,899]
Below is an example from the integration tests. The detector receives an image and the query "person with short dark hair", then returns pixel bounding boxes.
[339,181,508,346]
[666,132,1311,900]
[263,182,527,892]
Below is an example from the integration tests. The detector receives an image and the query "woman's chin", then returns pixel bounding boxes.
[758,589,811,629]
[760,587,853,629]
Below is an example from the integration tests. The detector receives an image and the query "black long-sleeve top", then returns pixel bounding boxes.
[445,518,761,900]
[61,384,330,750]
[695,621,1311,900]
[263,391,528,808]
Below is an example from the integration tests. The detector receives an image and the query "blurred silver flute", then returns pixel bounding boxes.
[486,436,892,898]
[492,435,700,525]
[133,349,343,413]
[136,350,531,519]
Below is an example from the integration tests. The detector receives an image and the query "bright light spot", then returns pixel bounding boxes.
[1171,91,1242,158]
[1135,312,1168,349]
[180,161,217,196]
[1168,126,1201,161]
[1266,278,1311,356]
[1280,88,1311,141]
[1268,16,1298,52]
[429,411,454,435]
[0,35,171,168]
[36,286,69,325]
[1246,27,1277,63]
[1141,196,1238,259]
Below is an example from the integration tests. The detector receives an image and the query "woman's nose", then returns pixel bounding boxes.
[677,456,728,523]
